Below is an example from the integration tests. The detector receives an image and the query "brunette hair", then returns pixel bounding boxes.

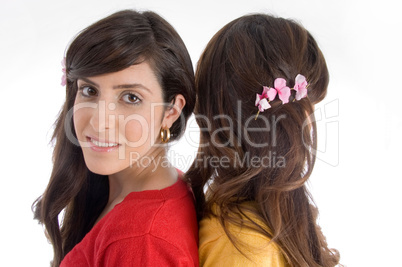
[186,14,340,266]
[32,10,195,266]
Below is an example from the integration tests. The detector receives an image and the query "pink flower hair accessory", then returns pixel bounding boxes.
[61,57,67,86]
[293,74,308,100]
[255,74,308,120]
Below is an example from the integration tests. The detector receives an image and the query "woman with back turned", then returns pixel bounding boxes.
[187,14,340,266]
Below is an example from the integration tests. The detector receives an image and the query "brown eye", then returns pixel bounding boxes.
[81,86,98,97]
[122,93,141,104]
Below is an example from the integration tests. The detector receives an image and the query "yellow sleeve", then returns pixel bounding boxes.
[199,216,286,267]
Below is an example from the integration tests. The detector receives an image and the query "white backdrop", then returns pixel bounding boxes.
[1,0,401,266]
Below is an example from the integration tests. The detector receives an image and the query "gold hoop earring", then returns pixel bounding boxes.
[160,127,171,143]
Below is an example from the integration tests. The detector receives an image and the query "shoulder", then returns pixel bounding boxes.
[104,179,195,230]
[100,178,197,236]
[97,233,197,266]
[199,203,286,267]
[98,179,198,264]
[61,179,198,266]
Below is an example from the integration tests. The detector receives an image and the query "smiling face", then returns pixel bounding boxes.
[73,61,181,176]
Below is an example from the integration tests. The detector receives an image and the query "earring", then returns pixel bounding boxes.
[160,127,171,143]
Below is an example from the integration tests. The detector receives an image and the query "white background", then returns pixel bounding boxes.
[1,0,401,266]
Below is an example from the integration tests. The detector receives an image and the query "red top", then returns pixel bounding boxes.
[60,177,199,267]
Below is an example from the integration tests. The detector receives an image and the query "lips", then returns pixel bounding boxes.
[86,136,120,152]
[90,138,119,147]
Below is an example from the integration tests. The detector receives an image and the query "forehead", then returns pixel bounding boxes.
[91,62,157,84]
[79,61,163,97]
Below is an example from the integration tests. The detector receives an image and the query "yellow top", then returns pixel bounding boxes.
[199,203,287,267]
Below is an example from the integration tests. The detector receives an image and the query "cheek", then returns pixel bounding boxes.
[123,119,146,143]
[121,119,155,146]
[120,110,164,145]
[73,106,90,138]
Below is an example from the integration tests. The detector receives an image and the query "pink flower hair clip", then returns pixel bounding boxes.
[61,57,67,86]
[255,74,308,120]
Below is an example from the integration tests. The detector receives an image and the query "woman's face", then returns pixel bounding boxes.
[73,62,178,175]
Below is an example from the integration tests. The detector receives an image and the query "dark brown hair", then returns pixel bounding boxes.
[186,13,339,266]
[32,10,195,266]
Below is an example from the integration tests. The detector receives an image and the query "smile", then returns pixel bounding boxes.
[90,138,119,147]
[87,137,120,152]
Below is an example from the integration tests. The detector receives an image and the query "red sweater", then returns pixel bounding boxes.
[60,178,199,267]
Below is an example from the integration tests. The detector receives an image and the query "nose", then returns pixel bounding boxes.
[89,100,116,132]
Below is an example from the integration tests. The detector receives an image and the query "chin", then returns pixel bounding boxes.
[87,165,114,176]
[84,159,124,176]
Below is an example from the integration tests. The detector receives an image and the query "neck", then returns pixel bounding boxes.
[94,147,178,225]
[107,147,177,205]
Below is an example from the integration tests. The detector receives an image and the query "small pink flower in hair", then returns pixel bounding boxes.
[255,85,277,109]
[254,74,309,120]
[255,87,271,110]
[61,57,67,86]
[266,86,277,101]
[255,86,271,119]
[293,74,308,100]
[274,78,291,104]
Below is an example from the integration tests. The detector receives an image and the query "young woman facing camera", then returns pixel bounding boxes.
[186,14,340,266]
[33,10,198,267]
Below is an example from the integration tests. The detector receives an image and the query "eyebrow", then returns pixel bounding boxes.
[78,77,152,94]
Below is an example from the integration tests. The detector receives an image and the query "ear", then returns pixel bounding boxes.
[162,94,186,128]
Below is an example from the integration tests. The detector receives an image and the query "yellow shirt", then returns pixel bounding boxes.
[199,204,287,267]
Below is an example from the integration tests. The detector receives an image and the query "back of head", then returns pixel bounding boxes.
[187,14,339,266]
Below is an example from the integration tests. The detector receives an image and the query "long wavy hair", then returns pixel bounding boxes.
[32,10,195,266]
[186,14,339,266]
